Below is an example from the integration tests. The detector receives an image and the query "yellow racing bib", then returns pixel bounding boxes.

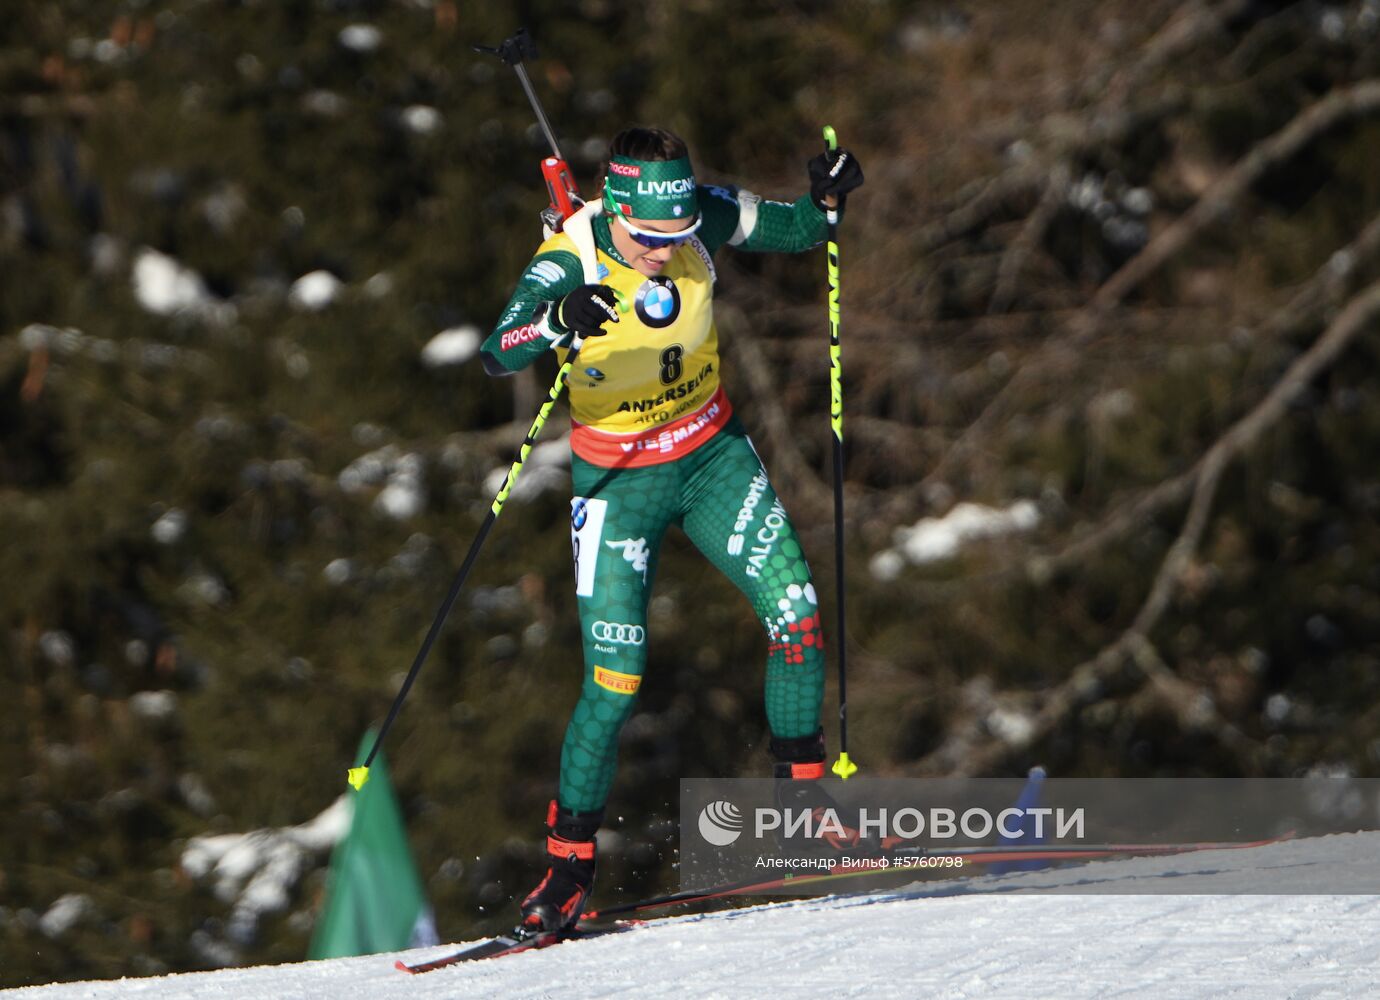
[537,228,731,466]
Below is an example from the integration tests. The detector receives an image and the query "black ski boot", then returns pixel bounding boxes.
[771,728,832,815]
[771,729,877,853]
[519,800,601,934]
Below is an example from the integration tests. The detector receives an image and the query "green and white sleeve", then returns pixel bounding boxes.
[481,249,584,376]
[696,183,827,256]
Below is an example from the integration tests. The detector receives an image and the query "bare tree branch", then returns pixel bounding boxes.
[935,280,1380,776]
[718,304,832,512]
[1123,634,1264,761]
[989,165,1070,315]
[903,82,1380,503]
[1095,0,1253,109]
[1091,80,1380,313]
[1037,210,1380,577]
[913,168,1045,258]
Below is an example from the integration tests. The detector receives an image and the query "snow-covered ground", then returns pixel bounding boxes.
[13,834,1380,999]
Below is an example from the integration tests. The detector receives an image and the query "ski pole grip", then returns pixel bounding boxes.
[821,126,842,215]
[473,27,538,66]
[564,288,628,357]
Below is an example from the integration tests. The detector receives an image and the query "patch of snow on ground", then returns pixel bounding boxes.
[179,796,352,946]
[420,326,480,368]
[871,500,1040,579]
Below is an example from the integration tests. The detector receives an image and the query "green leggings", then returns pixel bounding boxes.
[561,417,825,814]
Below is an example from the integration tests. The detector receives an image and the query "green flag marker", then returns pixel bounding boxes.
[310,732,438,958]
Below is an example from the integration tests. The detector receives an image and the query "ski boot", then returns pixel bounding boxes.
[519,800,601,934]
[771,729,879,854]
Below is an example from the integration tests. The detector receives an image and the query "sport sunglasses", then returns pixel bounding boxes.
[614,212,703,249]
[604,177,702,249]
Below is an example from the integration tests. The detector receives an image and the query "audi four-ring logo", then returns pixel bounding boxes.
[591,621,646,644]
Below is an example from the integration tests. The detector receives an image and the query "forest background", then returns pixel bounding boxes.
[3,0,1380,987]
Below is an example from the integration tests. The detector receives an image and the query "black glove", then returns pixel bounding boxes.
[808,148,864,212]
[556,284,621,340]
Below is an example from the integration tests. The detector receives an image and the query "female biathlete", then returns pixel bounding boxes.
[480,126,864,933]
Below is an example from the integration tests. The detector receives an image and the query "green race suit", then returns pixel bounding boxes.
[483,184,828,813]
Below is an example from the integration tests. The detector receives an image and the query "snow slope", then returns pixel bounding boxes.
[13,834,1380,1000]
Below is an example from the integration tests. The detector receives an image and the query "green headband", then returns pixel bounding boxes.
[603,154,699,221]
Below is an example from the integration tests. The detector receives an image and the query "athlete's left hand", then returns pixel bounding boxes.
[808,148,864,211]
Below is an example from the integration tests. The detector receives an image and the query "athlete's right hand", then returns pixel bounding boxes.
[557,284,621,339]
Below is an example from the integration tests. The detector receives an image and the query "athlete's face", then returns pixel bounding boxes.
[609,213,698,277]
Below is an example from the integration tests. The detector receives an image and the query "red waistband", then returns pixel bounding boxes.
[570,387,733,468]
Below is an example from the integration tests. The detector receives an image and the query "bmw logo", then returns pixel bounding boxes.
[571,498,588,530]
[635,276,681,328]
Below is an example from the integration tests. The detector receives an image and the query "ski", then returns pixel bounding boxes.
[395,922,636,974]
[395,932,551,974]
[581,832,1295,921]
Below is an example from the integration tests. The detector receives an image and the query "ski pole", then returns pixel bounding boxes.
[475,28,583,231]
[475,28,562,159]
[821,125,857,780]
[347,310,624,791]
[347,348,578,790]
[348,26,605,791]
